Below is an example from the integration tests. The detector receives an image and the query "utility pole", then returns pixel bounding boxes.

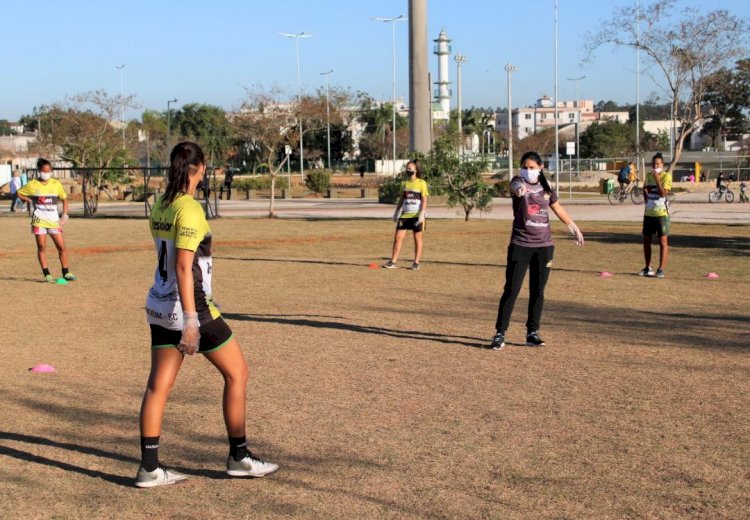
[321,69,333,170]
[505,63,516,180]
[116,64,125,144]
[280,32,313,180]
[166,98,177,153]
[455,53,467,159]
[568,75,585,179]
[409,0,430,154]
[553,0,560,195]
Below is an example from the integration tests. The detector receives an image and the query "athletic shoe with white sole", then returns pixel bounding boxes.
[637,267,655,277]
[488,331,505,350]
[226,453,279,477]
[655,268,665,278]
[43,274,54,283]
[63,272,77,281]
[526,331,546,347]
[134,466,188,488]
[383,261,398,269]
[408,262,420,271]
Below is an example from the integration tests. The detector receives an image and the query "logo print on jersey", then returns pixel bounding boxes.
[527,204,540,216]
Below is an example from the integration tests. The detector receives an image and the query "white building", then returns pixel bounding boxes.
[496,97,629,140]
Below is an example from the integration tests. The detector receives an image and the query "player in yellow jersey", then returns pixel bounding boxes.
[638,152,672,278]
[383,160,428,270]
[135,142,278,488]
[16,158,77,283]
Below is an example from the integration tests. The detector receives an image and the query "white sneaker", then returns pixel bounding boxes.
[134,466,188,488]
[226,453,279,477]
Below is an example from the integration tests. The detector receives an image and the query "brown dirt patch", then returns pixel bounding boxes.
[1,218,748,518]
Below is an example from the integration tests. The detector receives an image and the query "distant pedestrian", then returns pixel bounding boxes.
[359,164,366,181]
[223,168,234,200]
[637,152,671,279]
[740,181,748,203]
[9,169,23,212]
[487,151,584,350]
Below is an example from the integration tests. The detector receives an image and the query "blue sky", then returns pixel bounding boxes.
[3,0,749,121]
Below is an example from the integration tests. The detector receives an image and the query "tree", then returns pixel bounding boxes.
[585,0,750,170]
[357,95,409,160]
[232,86,294,217]
[580,120,635,158]
[37,90,138,216]
[172,104,233,164]
[701,59,750,148]
[421,135,493,221]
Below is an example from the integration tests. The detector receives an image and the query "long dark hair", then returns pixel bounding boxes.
[163,142,205,206]
[406,159,423,179]
[519,150,552,194]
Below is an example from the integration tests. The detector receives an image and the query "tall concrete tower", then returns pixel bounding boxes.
[433,28,452,114]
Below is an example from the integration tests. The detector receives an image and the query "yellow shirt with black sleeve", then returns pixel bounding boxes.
[145,193,220,330]
[400,178,429,218]
[17,178,66,228]
[644,171,672,217]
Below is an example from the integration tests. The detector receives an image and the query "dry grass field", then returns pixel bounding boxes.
[0,216,748,519]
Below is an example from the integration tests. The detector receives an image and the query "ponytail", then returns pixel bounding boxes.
[539,171,552,194]
[163,142,205,206]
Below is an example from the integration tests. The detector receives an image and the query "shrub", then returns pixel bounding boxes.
[304,170,331,194]
[234,175,289,193]
[378,177,402,204]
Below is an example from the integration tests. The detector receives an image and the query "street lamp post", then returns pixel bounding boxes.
[280,32,313,181]
[454,53,467,159]
[504,63,516,180]
[375,14,408,177]
[553,0,560,195]
[567,75,585,179]
[321,69,334,170]
[166,98,178,153]
[116,64,125,144]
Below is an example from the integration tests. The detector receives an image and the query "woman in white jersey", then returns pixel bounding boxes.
[135,142,278,488]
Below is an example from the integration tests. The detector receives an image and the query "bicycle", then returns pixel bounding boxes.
[608,179,642,205]
[709,183,735,203]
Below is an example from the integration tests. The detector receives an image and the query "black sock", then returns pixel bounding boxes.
[62,267,69,276]
[42,268,50,277]
[229,436,248,461]
[140,436,160,472]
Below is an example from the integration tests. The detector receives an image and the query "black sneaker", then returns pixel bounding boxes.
[526,331,545,347]
[488,331,505,350]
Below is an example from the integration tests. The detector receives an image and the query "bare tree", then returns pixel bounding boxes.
[38,89,138,216]
[232,86,295,217]
[585,0,749,170]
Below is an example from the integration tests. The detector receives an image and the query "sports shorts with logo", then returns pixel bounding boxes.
[150,317,233,353]
[397,216,424,232]
[642,215,670,237]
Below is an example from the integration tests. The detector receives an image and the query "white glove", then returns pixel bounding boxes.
[178,311,200,355]
[59,214,69,227]
[392,207,402,223]
[568,222,584,246]
[417,211,425,224]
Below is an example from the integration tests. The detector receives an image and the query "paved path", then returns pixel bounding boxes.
[2,192,748,224]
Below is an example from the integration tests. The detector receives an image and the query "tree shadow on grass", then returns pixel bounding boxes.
[223,312,488,349]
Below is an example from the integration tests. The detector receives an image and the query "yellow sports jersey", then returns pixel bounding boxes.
[644,171,672,217]
[17,178,67,228]
[145,194,219,330]
[400,178,429,218]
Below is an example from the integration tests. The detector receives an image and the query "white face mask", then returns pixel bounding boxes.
[653,167,663,174]
[40,172,52,181]
[520,168,540,183]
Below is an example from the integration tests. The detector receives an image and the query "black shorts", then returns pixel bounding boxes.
[643,215,670,237]
[150,317,233,354]
[396,217,425,232]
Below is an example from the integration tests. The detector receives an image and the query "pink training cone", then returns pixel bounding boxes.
[704,272,720,279]
[29,364,56,373]
[598,271,613,278]
[368,263,379,270]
